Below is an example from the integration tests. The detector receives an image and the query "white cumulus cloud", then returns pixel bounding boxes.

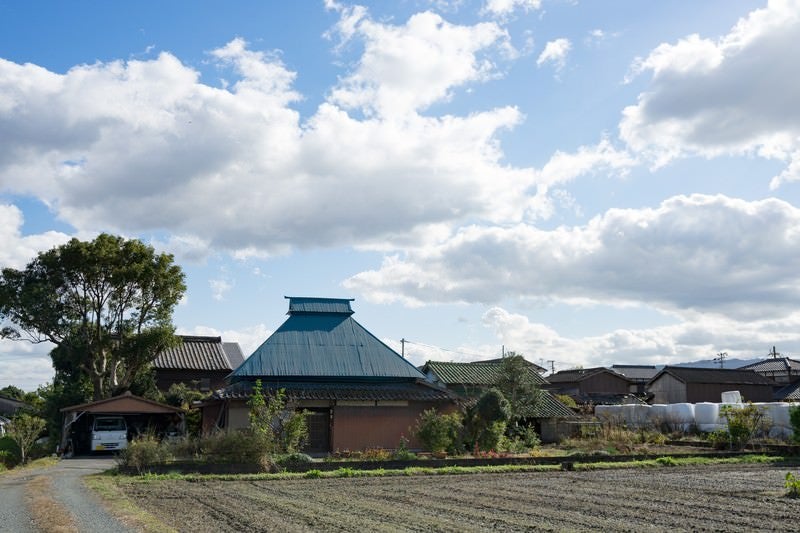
[620,0,800,187]
[536,38,571,73]
[345,194,800,320]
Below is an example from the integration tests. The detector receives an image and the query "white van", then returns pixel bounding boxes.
[91,416,128,451]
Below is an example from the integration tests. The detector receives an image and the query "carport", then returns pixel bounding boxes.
[60,391,184,455]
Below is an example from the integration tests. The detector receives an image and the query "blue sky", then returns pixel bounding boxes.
[2,0,800,390]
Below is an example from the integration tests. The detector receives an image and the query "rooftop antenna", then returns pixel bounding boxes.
[713,351,727,369]
[769,346,781,359]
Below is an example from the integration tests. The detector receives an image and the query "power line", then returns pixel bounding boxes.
[400,339,500,359]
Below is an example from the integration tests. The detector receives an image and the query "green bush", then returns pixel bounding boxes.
[0,450,17,468]
[656,456,677,466]
[117,434,173,474]
[276,452,314,469]
[199,430,271,466]
[465,388,510,452]
[415,409,463,453]
[305,469,322,478]
[719,403,769,450]
[786,472,800,498]
[790,406,800,443]
[501,426,541,453]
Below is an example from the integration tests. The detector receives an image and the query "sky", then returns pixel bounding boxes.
[2,0,800,391]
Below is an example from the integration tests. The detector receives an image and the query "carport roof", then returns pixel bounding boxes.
[61,392,184,414]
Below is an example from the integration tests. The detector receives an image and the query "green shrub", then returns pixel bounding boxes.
[555,394,578,409]
[415,409,463,453]
[786,472,800,498]
[0,450,17,468]
[790,406,800,443]
[501,426,541,454]
[305,469,322,478]
[276,452,314,469]
[656,456,677,467]
[117,434,173,474]
[199,430,270,466]
[719,403,769,450]
[465,389,510,452]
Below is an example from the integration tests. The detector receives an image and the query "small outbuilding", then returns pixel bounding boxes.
[647,366,776,404]
[738,357,800,385]
[60,392,184,455]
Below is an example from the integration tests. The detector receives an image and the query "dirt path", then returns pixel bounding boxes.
[0,456,133,533]
[120,463,800,532]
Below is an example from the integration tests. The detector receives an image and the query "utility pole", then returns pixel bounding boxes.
[401,338,406,358]
[769,346,780,359]
[547,360,555,374]
[502,344,505,357]
[713,351,727,369]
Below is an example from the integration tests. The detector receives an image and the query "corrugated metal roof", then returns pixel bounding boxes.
[212,380,454,402]
[286,296,354,315]
[232,301,425,381]
[739,358,800,373]
[652,366,776,385]
[423,361,547,386]
[154,336,241,371]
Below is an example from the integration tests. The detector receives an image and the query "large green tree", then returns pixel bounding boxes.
[0,234,186,400]
[496,352,542,424]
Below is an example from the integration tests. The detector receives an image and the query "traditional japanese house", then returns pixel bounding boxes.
[201,297,455,453]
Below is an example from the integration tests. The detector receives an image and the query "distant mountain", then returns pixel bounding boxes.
[671,358,762,369]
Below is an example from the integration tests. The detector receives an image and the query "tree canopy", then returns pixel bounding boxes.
[0,234,186,400]
[496,352,542,422]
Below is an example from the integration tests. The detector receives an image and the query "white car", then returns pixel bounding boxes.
[91,416,128,451]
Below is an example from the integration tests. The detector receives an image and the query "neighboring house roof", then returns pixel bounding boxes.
[421,361,548,387]
[222,342,245,369]
[0,394,28,417]
[421,360,574,418]
[154,335,243,372]
[648,366,776,386]
[472,357,546,374]
[774,380,800,401]
[547,367,629,384]
[739,357,800,374]
[231,297,425,381]
[212,380,454,402]
[610,365,659,381]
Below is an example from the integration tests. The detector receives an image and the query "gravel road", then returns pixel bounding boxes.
[0,456,133,533]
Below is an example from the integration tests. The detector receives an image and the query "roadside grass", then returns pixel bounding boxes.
[0,456,60,476]
[26,475,79,533]
[85,474,177,533]
[110,454,792,484]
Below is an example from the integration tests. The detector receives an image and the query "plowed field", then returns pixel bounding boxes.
[120,465,800,532]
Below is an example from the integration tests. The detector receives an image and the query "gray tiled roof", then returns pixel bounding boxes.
[739,358,800,373]
[212,380,455,402]
[547,367,629,384]
[775,380,800,401]
[651,366,776,385]
[222,342,245,369]
[610,365,659,381]
[154,336,242,371]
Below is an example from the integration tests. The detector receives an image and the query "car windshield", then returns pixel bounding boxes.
[94,418,126,431]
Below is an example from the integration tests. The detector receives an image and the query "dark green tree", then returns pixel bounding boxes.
[0,234,186,400]
[496,352,543,425]
[464,388,510,451]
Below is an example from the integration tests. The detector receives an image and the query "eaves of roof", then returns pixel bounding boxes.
[211,380,455,403]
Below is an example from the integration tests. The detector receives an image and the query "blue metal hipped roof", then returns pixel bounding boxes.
[231,297,424,381]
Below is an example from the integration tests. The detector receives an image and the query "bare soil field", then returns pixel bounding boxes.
[119,464,800,532]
